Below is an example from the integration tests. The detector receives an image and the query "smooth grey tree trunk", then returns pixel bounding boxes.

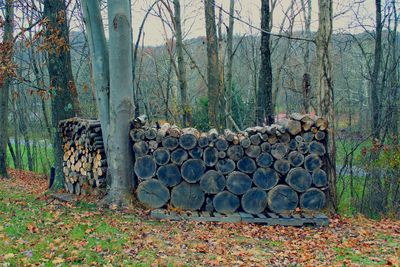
[0,0,14,178]
[105,0,135,207]
[256,0,274,126]
[225,0,235,129]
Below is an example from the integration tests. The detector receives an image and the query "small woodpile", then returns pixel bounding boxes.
[58,118,107,195]
[133,113,329,215]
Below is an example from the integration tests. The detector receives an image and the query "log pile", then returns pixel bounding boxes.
[58,118,107,195]
[134,113,329,215]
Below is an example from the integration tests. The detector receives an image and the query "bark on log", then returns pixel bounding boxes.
[157,163,182,187]
[181,159,206,183]
[267,185,298,213]
[241,188,268,214]
[213,191,240,214]
[253,167,279,190]
[199,170,226,194]
[171,182,205,210]
[226,171,252,195]
[137,179,170,208]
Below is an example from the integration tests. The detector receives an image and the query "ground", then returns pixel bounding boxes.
[0,170,399,266]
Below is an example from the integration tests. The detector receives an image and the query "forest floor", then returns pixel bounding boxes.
[0,170,399,266]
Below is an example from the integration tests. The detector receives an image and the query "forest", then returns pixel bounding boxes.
[0,0,399,265]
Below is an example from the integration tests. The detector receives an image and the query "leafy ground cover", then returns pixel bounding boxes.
[0,170,399,266]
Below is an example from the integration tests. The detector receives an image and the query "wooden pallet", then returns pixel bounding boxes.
[150,209,329,226]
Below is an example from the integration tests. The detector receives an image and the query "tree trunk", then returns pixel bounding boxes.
[0,0,14,178]
[301,0,312,113]
[44,0,80,189]
[225,0,235,129]
[316,0,337,211]
[389,0,398,143]
[173,0,191,127]
[204,0,221,129]
[256,0,274,126]
[105,0,136,207]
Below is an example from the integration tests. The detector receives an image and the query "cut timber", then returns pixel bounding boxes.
[171,182,205,211]
[271,143,287,159]
[216,159,236,174]
[153,148,170,165]
[315,131,326,141]
[315,117,328,130]
[303,132,314,142]
[304,154,322,172]
[260,142,271,152]
[267,185,298,213]
[215,138,229,151]
[288,151,304,167]
[309,141,326,156]
[240,136,251,148]
[226,171,252,195]
[279,119,301,135]
[245,145,261,158]
[279,132,291,144]
[189,147,203,159]
[203,147,218,167]
[132,141,149,157]
[312,169,328,187]
[198,134,209,148]
[157,164,182,187]
[162,136,179,150]
[208,128,219,141]
[179,134,197,150]
[300,188,326,210]
[250,134,261,145]
[171,148,188,165]
[256,153,274,167]
[227,145,244,161]
[273,159,291,174]
[181,159,206,183]
[144,128,157,140]
[134,155,156,179]
[285,167,312,192]
[253,168,279,190]
[213,191,240,214]
[199,170,226,194]
[237,157,257,174]
[136,179,170,208]
[297,142,309,154]
[241,188,268,214]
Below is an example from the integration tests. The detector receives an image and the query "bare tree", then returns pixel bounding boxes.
[225,0,235,129]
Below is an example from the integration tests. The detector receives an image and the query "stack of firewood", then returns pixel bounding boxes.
[133,113,329,215]
[58,118,107,195]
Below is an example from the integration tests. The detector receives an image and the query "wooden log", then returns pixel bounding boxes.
[256,153,274,168]
[198,134,209,148]
[245,145,261,158]
[132,141,149,157]
[203,147,218,167]
[179,134,197,150]
[162,136,179,150]
[250,134,261,145]
[224,129,235,142]
[168,125,181,138]
[303,132,314,142]
[199,170,226,194]
[208,128,219,142]
[181,159,206,183]
[216,159,236,174]
[267,134,278,144]
[156,123,170,142]
[273,159,291,174]
[157,163,182,187]
[300,188,326,210]
[253,167,279,190]
[227,145,244,161]
[315,117,328,130]
[171,182,205,211]
[304,154,322,172]
[134,155,157,179]
[237,157,257,174]
[189,147,203,159]
[288,151,305,167]
[136,179,170,209]
[144,128,157,140]
[153,148,170,165]
[260,142,271,152]
[130,129,145,141]
[171,148,188,165]
[278,119,302,135]
[271,143,287,159]
[315,130,326,141]
[297,142,309,154]
[240,136,251,148]
[218,151,226,158]
[309,141,326,156]
[148,140,158,151]
[226,171,252,195]
[213,191,240,214]
[267,185,298,213]
[215,138,229,151]
[285,167,312,192]
[205,197,214,212]
[279,132,291,144]
[312,169,328,187]
[288,139,298,151]
[241,188,268,214]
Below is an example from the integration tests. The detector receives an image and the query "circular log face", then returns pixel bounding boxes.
[157,164,181,187]
[242,188,268,214]
[256,153,273,168]
[134,155,156,179]
[216,159,236,174]
[312,169,328,187]
[171,149,188,165]
[279,133,291,144]
[303,132,314,142]
[285,167,312,192]
[189,147,203,159]
[136,179,170,209]
[253,168,279,190]
[215,138,229,151]
[213,191,240,214]
[288,151,305,167]
[300,188,326,210]
[288,139,298,151]
[250,134,261,145]
[240,137,251,148]
[304,154,322,172]
[227,145,244,161]
[309,141,326,156]
[237,157,257,174]
[226,171,252,195]
[162,137,179,150]
[315,131,326,141]
[198,136,209,148]
[181,159,206,183]
[133,141,149,157]
[203,147,219,167]
[145,128,157,140]
[154,148,170,165]
[273,159,291,174]
[297,142,309,154]
[179,134,197,150]
[245,145,261,158]
[267,185,298,213]
[271,143,288,159]
[199,170,226,194]
[260,142,271,152]
[171,182,205,211]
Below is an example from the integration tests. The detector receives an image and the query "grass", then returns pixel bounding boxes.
[0,170,399,266]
